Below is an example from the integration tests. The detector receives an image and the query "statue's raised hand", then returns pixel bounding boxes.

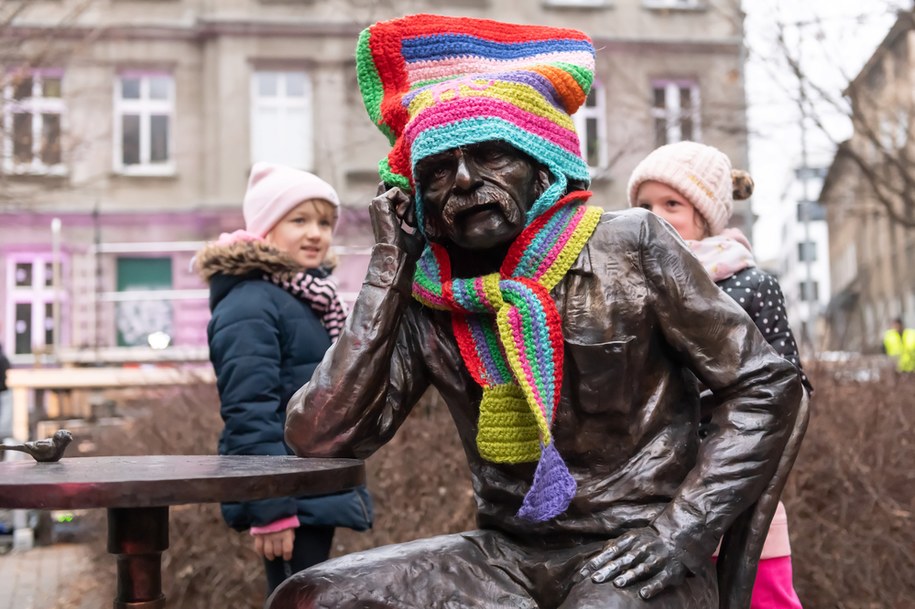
[370,183,424,259]
[578,526,689,600]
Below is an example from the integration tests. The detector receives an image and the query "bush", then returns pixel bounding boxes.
[784,361,915,609]
[59,359,915,608]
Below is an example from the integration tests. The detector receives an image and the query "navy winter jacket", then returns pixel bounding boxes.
[200,239,372,531]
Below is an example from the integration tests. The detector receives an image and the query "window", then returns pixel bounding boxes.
[544,0,609,6]
[866,64,886,91]
[797,241,817,262]
[879,116,897,151]
[573,83,607,170]
[643,0,702,9]
[251,70,313,170]
[115,257,174,347]
[5,255,64,356]
[894,109,908,149]
[2,69,65,174]
[114,72,174,175]
[651,79,700,147]
[796,201,826,222]
[799,280,819,302]
[793,166,827,181]
[877,108,909,152]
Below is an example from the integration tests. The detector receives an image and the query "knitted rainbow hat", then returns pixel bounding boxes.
[356,13,594,224]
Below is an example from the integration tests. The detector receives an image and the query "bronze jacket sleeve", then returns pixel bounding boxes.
[637,212,803,572]
[285,243,431,459]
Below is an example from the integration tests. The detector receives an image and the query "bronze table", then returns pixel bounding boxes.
[0,455,365,609]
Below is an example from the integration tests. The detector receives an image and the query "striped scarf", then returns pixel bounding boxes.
[413,194,602,522]
[268,270,347,341]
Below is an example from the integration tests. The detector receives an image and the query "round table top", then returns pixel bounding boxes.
[0,455,365,510]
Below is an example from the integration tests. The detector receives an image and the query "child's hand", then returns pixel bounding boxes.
[253,528,295,561]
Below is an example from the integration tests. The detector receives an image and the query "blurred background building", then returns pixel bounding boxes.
[759,163,831,352]
[820,10,915,352]
[1,0,749,364]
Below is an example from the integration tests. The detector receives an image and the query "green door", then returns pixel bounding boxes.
[115,257,173,347]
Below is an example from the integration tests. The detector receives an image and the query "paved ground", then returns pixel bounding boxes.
[0,544,96,609]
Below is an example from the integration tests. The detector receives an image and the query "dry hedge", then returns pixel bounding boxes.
[59,362,914,609]
[784,361,915,609]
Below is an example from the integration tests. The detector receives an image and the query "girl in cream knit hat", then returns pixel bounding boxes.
[629,141,809,609]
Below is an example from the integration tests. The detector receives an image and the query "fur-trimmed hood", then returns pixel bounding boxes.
[197,239,304,313]
[196,239,300,283]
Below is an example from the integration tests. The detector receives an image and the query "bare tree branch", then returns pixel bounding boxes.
[758,4,915,228]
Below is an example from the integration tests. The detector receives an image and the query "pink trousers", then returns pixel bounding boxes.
[751,556,803,609]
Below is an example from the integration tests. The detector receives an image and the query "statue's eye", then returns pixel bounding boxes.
[469,142,515,166]
[417,156,454,184]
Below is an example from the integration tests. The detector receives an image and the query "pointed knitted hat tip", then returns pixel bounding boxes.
[516,441,577,522]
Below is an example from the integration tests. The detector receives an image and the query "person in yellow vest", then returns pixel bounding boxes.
[883,318,915,372]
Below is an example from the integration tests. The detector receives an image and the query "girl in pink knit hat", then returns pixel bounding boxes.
[196,163,373,596]
[629,141,810,609]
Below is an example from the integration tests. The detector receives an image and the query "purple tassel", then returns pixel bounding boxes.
[516,442,577,522]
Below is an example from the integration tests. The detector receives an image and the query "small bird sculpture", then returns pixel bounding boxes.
[0,429,73,462]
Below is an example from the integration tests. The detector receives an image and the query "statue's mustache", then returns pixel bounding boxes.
[441,188,517,226]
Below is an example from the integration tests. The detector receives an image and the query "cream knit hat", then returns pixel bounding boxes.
[243,162,340,238]
[627,141,735,235]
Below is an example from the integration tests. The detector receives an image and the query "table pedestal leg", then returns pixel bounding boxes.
[107,506,169,609]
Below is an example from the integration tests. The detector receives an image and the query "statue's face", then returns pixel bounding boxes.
[415,141,547,251]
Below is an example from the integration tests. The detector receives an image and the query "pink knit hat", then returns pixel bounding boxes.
[627,141,734,235]
[243,162,340,238]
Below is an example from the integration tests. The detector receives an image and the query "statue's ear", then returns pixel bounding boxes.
[534,165,553,199]
[421,203,444,242]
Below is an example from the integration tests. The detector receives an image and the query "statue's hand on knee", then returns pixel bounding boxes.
[578,527,688,601]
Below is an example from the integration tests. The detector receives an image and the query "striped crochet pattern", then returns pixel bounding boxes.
[357,14,598,523]
[415,197,603,522]
[356,13,594,212]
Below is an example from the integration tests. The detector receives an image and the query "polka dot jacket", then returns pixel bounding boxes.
[717,267,813,393]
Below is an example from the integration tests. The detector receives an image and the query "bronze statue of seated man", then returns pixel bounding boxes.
[270,14,803,609]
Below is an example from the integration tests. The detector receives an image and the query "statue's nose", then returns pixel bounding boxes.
[453,151,482,193]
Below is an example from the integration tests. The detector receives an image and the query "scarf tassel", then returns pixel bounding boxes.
[516,441,577,522]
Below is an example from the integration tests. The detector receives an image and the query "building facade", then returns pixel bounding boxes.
[1,0,749,363]
[762,164,830,353]
[821,11,915,353]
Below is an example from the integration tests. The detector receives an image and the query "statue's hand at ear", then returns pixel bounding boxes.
[370,183,424,259]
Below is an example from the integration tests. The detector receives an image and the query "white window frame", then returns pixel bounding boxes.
[4,254,67,361]
[250,69,314,170]
[651,79,701,146]
[113,71,175,176]
[1,68,66,176]
[573,81,609,172]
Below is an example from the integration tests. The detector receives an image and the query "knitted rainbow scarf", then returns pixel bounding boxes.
[414,195,603,522]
